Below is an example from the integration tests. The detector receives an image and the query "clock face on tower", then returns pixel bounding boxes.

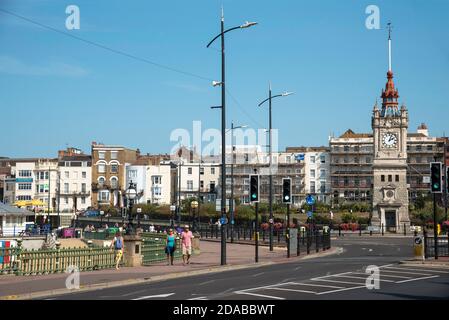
[382,132,398,149]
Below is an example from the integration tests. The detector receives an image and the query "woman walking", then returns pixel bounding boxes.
[165,229,176,266]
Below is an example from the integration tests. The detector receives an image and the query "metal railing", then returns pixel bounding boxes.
[424,233,449,258]
[0,240,121,276]
[141,232,183,265]
[198,226,331,255]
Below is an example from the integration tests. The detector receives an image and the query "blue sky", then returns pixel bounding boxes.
[0,0,448,158]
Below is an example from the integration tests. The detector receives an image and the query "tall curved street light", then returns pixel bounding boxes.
[258,86,293,252]
[207,9,257,266]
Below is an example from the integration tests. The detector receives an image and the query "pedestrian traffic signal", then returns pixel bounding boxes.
[282,178,292,204]
[430,162,442,193]
[250,175,259,203]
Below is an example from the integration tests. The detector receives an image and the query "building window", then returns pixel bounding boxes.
[381,175,385,182]
[320,184,326,194]
[187,180,193,190]
[98,190,110,202]
[310,169,315,178]
[188,167,192,175]
[98,177,105,187]
[416,145,422,151]
[354,157,359,164]
[39,184,48,193]
[82,171,87,179]
[64,197,69,204]
[333,146,340,152]
[211,167,215,174]
[320,169,326,179]
[81,197,86,204]
[98,151,105,159]
[210,182,216,192]
[110,177,118,189]
[320,155,326,164]
[110,164,118,173]
[344,146,350,152]
[18,183,32,190]
[98,164,106,173]
[366,157,371,163]
[395,175,399,182]
[200,180,204,188]
[152,176,162,185]
[110,151,118,160]
[286,156,291,163]
[200,167,204,175]
[19,170,32,177]
[65,171,69,178]
[388,175,392,182]
[354,146,360,152]
[153,186,161,196]
[64,183,69,193]
[310,181,316,193]
[16,195,32,201]
[81,183,86,193]
[128,170,137,179]
[310,156,316,164]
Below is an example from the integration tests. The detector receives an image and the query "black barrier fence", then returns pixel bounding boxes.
[199,225,331,256]
[424,233,449,258]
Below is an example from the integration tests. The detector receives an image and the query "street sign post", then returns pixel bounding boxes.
[306,195,316,206]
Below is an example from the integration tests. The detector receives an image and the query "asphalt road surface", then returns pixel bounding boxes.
[48,237,449,300]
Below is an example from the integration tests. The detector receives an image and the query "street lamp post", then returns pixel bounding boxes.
[207,9,257,265]
[258,86,293,251]
[125,181,137,235]
[191,200,199,232]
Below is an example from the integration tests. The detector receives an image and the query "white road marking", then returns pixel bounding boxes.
[188,296,209,300]
[382,266,449,274]
[317,285,367,295]
[266,287,318,294]
[199,280,215,286]
[395,275,439,284]
[378,269,432,276]
[351,272,412,279]
[288,282,344,289]
[234,291,285,300]
[133,293,174,300]
[311,278,366,286]
[252,272,265,277]
[328,275,394,283]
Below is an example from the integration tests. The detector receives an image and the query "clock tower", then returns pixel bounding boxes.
[371,24,410,233]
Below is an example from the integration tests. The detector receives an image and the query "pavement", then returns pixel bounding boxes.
[43,237,449,300]
[0,240,337,300]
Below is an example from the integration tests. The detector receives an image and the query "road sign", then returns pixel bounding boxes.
[295,154,305,161]
[306,195,315,205]
[220,217,227,225]
[269,218,274,224]
[137,208,142,213]
[170,205,176,212]
[307,211,313,218]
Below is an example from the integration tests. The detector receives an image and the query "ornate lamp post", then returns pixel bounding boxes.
[191,200,199,232]
[125,181,137,235]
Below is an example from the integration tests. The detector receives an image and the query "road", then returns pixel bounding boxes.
[48,237,449,300]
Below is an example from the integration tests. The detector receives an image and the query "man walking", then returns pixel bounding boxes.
[181,225,194,265]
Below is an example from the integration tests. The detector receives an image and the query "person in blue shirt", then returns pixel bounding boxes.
[165,229,176,266]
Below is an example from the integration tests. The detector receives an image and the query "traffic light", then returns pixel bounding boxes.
[282,178,292,204]
[430,162,442,193]
[250,175,259,203]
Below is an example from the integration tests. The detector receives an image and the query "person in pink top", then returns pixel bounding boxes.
[181,225,194,265]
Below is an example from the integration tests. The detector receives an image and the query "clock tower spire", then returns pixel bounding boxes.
[371,22,410,233]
